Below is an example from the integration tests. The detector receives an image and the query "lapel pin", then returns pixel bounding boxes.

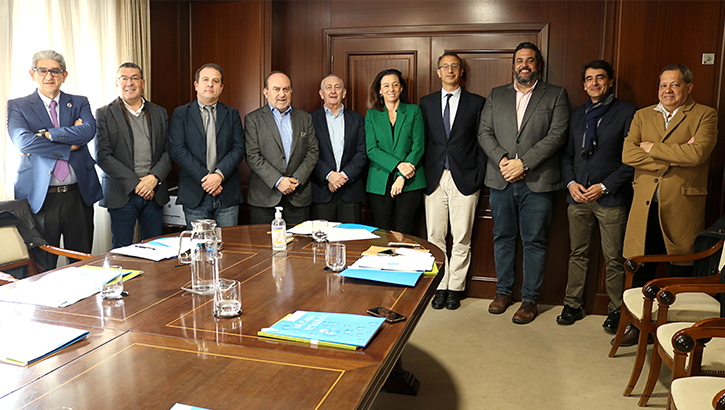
[67,103,72,108]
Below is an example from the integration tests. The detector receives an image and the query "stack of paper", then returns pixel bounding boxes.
[0,320,89,366]
[258,311,386,350]
[110,236,181,261]
[287,221,380,242]
[0,266,138,308]
[338,248,437,286]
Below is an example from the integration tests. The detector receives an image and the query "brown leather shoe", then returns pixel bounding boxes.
[488,293,513,314]
[512,301,538,324]
[611,326,654,347]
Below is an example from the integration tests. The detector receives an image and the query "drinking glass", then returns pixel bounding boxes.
[101,265,124,299]
[213,279,242,318]
[325,243,346,272]
[311,219,328,242]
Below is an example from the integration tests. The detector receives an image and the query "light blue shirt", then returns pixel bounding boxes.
[325,105,345,172]
[270,104,293,187]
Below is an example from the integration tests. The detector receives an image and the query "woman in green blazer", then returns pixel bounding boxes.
[365,68,426,235]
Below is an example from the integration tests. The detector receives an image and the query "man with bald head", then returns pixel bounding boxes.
[310,74,367,223]
[245,71,319,225]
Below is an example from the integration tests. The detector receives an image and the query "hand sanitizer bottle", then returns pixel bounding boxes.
[272,206,286,251]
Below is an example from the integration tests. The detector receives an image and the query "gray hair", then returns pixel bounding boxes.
[118,62,144,79]
[31,50,66,72]
[320,74,345,90]
[660,64,693,84]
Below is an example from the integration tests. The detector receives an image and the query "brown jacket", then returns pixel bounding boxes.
[622,95,718,260]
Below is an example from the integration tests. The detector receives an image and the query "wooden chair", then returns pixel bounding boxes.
[0,225,92,276]
[639,289,725,406]
[669,378,725,410]
[609,239,724,398]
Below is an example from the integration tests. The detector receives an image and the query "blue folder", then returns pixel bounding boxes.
[339,268,422,287]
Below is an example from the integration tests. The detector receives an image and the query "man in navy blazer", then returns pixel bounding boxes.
[169,63,245,229]
[556,60,636,332]
[96,62,172,248]
[420,52,486,311]
[7,50,102,267]
[310,75,367,223]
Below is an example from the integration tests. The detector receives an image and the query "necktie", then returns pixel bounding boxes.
[50,100,70,182]
[204,105,217,173]
[443,93,452,169]
[443,93,452,138]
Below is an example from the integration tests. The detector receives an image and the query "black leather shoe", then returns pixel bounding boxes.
[431,290,447,310]
[556,305,584,325]
[602,309,621,334]
[446,291,461,310]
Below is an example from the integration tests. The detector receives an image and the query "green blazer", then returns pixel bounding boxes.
[365,103,426,195]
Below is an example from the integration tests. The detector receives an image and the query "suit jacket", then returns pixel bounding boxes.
[365,103,426,195]
[622,96,718,259]
[244,105,319,208]
[310,107,367,203]
[7,90,102,213]
[420,89,487,196]
[95,98,172,209]
[561,98,637,207]
[168,100,246,208]
[478,82,570,192]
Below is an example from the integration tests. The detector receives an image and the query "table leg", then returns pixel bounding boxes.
[382,357,420,395]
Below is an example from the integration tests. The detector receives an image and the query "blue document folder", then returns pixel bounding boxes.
[339,268,423,287]
[259,311,386,349]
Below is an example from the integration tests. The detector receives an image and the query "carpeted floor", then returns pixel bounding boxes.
[371,298,671,410]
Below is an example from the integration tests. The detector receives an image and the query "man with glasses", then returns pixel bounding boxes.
[420,52,486,310]
[95,62,172,248]
[7,50,102,268]
[169,63,245,228]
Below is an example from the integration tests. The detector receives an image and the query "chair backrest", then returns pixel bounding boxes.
[0,225,30,265]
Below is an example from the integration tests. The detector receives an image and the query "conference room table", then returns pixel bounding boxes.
[0,225,443,410]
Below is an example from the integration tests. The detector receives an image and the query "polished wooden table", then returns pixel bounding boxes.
[0,226,443,410]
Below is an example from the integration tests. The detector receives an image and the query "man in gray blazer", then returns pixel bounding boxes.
[245,71,319,225]
[96,62,171,248]
[478,42,570,324]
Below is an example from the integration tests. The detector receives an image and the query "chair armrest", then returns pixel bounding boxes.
[657,283,725,305]
[714,388,725,410]
[672,319,725,355]
[624,239,724,274]
[39,244,93,260]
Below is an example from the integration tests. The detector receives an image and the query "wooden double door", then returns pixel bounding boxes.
[322,24,583,308]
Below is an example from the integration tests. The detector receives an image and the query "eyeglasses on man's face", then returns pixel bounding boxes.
[439,63,461,70]
[34,67,64,77]
[117,75,143,83]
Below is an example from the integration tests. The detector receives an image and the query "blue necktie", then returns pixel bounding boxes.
[443,93,452,169]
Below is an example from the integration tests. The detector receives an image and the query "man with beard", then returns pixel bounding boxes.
[556,60,636,333]
[478,42,570,324]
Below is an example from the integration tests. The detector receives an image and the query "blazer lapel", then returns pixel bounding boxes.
[190,102,205,137]
[261,105,284,152]
[341,109,354,162]
[215,103,228,137]
[110,98,133,154]
[596,100,618,132]
[393,104,407,151]
[29,92,53,129]
[450,90,469,137]
[662,97,695,142]
[290,109,300,155]
[315,109,333,154]
[58,92,73,127]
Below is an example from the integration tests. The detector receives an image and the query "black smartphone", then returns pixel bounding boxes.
[367,306,406,323]
[377,249,396,256]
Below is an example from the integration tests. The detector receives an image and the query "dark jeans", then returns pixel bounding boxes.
[183,194,239,229]
[109,194,163,249]
[489,181,554,302]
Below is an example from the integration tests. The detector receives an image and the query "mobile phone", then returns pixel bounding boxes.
[377,249,396,256]
[367,306,406,323]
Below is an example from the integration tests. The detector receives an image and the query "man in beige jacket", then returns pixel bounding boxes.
[622,64,718,286]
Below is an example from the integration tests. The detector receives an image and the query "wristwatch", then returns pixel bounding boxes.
[600,183,609,194]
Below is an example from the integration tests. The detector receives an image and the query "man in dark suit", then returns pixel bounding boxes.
[96,62,172,248]
[478,42,570,324]
[309,75,367,223]
[245,71,319,225]
[7,50,102,267]
[420,52,486,311]
[556,60,636,333]
[169,63,245,229]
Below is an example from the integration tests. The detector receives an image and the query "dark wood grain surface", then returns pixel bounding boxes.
[0,226,443,410]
